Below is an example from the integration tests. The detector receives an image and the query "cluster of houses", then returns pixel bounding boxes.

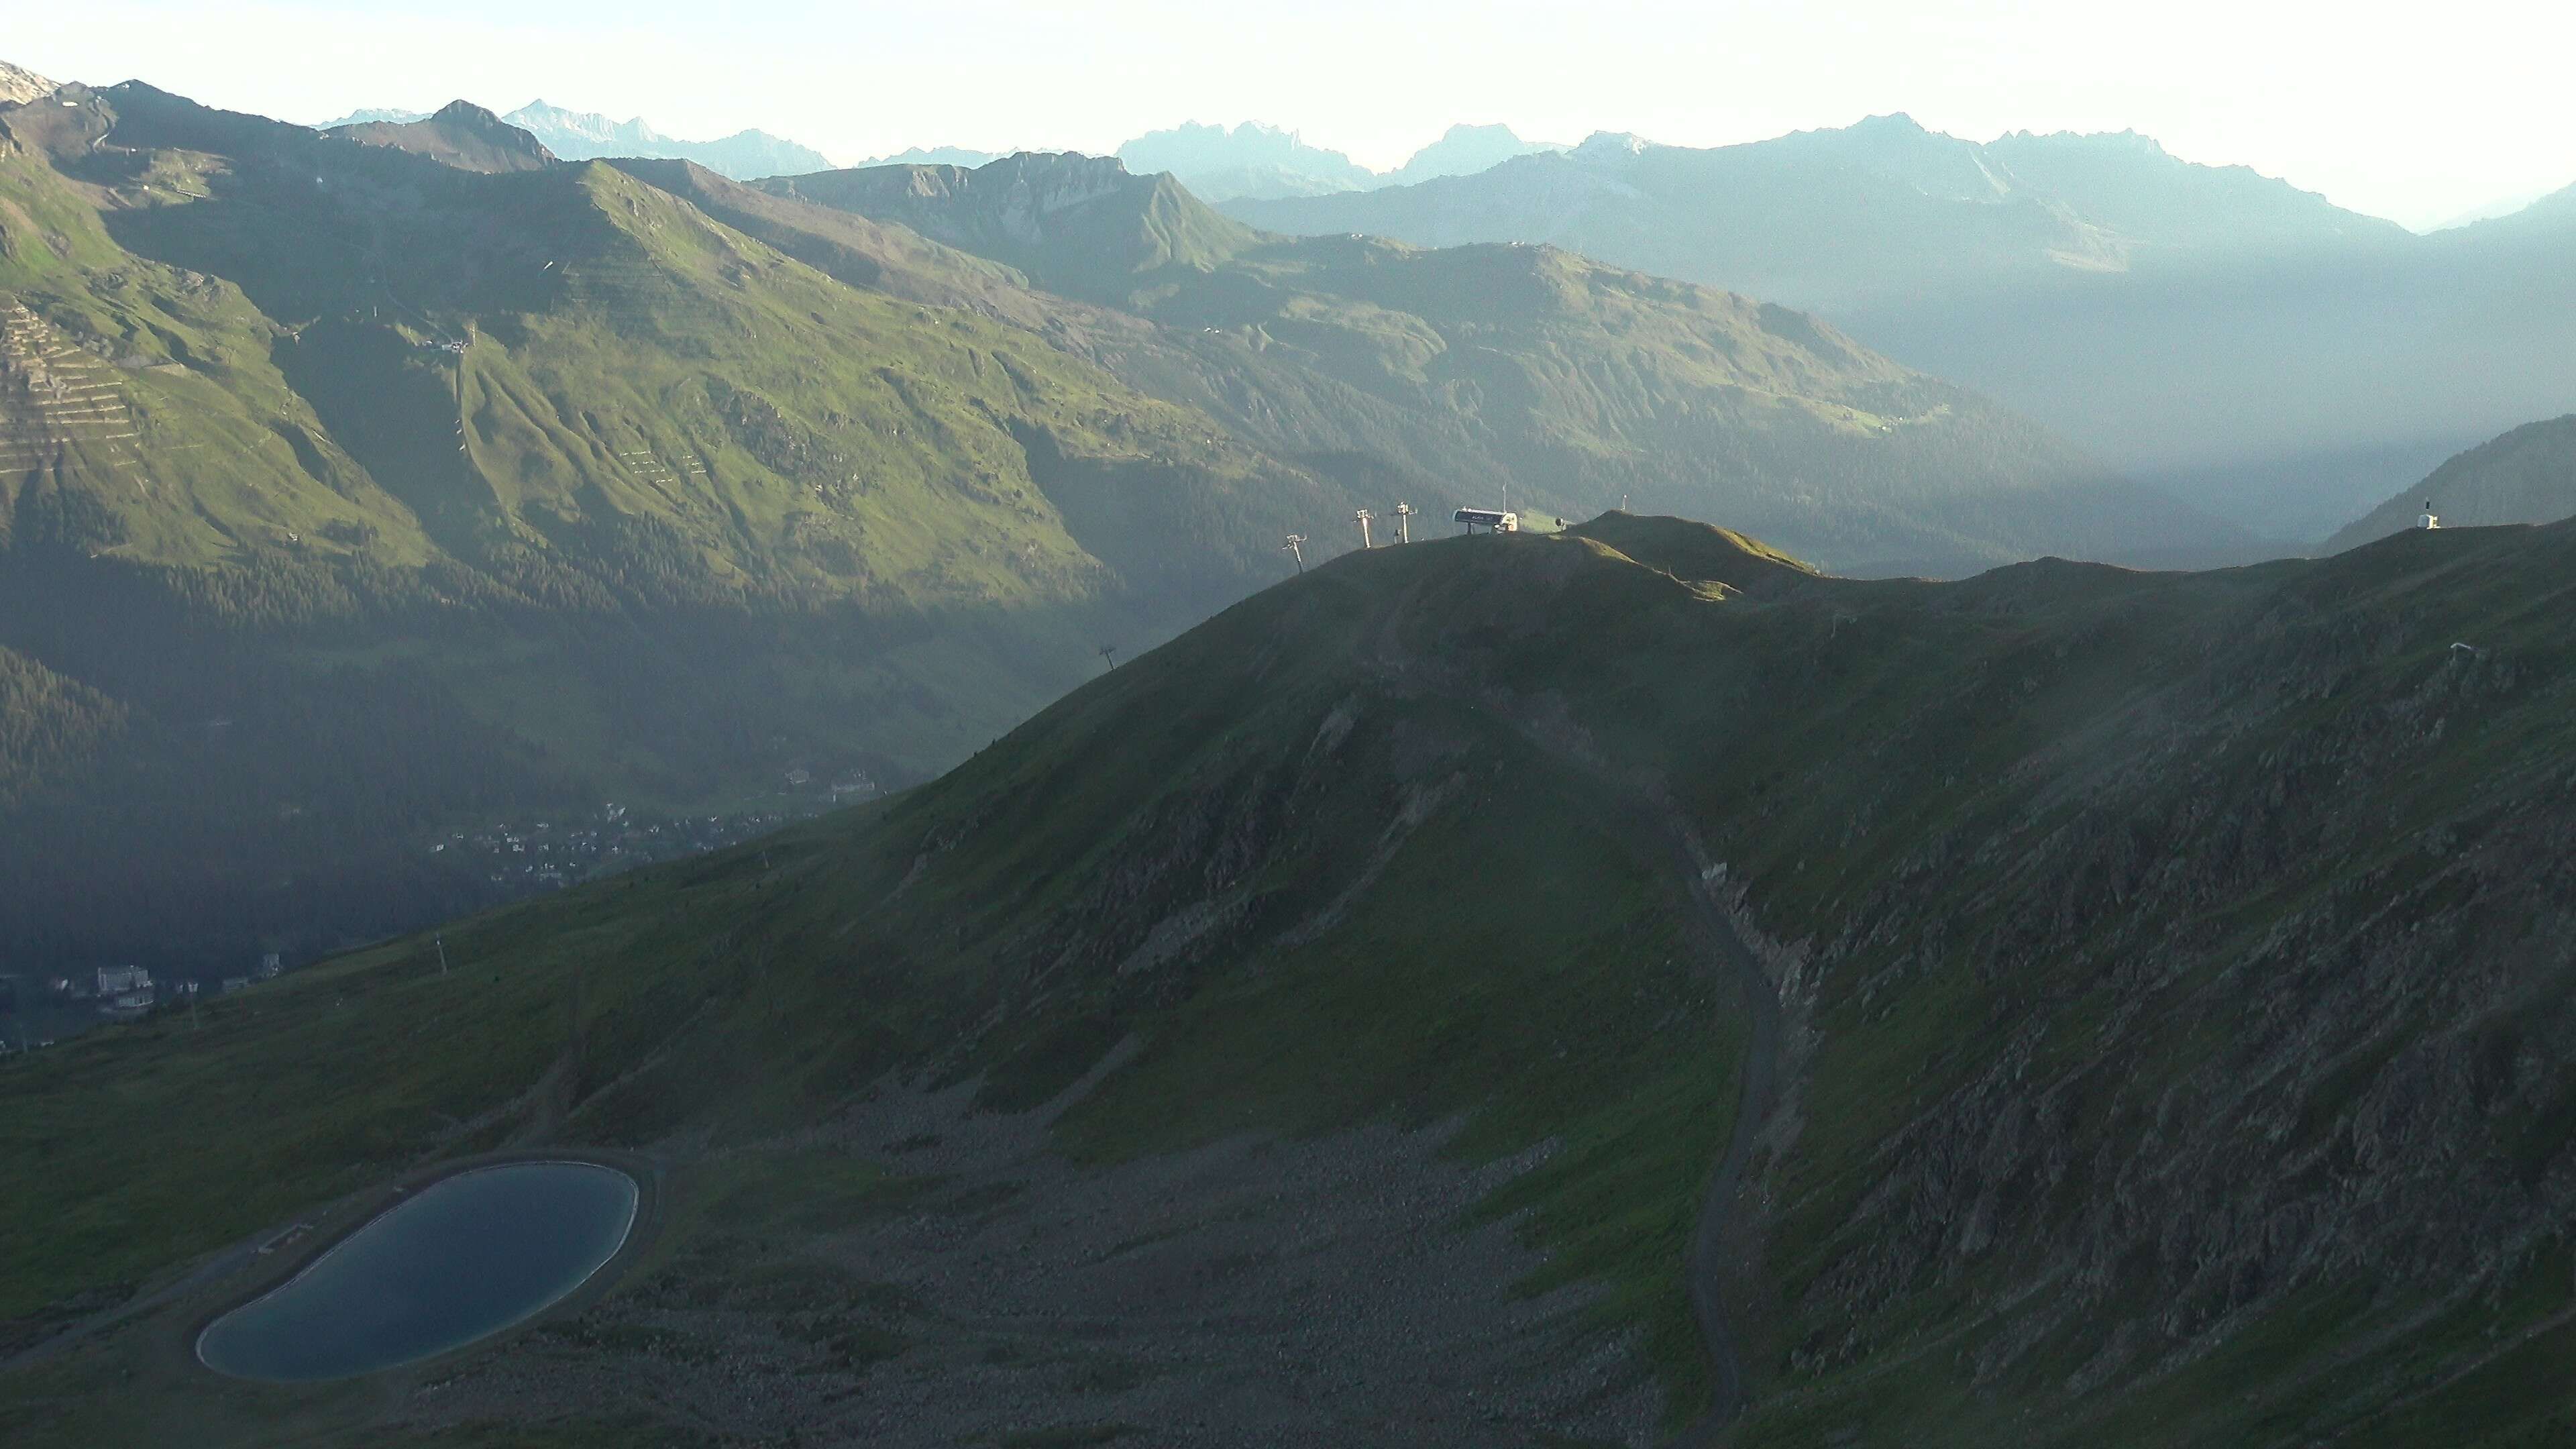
[438,777,879,892]
[94,963,156,1021]
[0,953,286,1049]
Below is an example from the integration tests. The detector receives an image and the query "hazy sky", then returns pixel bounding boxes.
[10,0,2571,229]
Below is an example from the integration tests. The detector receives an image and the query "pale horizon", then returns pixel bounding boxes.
[9,0,2574,231]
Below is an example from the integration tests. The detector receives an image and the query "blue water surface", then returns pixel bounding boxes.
[198,1161,637,1381]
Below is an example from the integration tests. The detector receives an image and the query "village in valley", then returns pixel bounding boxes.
[434,765,877,891]
[0,766,877,1060]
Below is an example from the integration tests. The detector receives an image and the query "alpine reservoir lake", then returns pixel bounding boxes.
[197,1161,638,1382]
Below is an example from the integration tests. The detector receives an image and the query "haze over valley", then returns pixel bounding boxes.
[276,80,2576,547]
[4,19,2576,1449]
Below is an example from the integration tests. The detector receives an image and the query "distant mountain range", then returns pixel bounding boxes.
[299,106,1564,199]
[1116,121,1375,201]
[2,79,2198,975]
[753,150,2234,576]
[1111,120,1564,202]
[1222,115,2576,545]
[299,105,1568,200]
[784,121,1566,204]
[310,98,834,179]
[852,144,1007,170]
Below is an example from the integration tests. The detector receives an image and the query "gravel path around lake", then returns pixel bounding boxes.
[409,1070,1666,1446]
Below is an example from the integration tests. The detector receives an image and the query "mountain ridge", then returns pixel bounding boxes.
[311,97,835,179]
[1219,113,2576,543]
[752,150,2261,578]
[326,100,558,173]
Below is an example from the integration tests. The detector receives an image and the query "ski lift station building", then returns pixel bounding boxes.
[1455,508,1519,533]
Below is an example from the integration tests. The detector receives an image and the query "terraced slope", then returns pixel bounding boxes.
[4,514,2572,1448]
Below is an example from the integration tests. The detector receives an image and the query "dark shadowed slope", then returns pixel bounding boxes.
[1114,120,1379,202]
[6,514,2575,1447]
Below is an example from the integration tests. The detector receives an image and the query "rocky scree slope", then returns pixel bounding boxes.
[2327,413,2576,551]
[0,61,53,107]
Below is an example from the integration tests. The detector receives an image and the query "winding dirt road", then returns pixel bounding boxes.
[1479,696,1787,1444]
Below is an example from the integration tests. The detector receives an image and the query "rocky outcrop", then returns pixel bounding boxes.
[0,62,54,107]
[1707,529,2576,1439]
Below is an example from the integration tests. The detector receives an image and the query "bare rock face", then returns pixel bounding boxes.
[0,61,57,107]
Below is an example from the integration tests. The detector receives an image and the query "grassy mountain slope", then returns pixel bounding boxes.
[0,82,1364,970]
[763,153,1263,290]
[1223,117,2576,544]
[5,514,2574,1447]
[2326,414,2576,551]
[756,153,2249,577]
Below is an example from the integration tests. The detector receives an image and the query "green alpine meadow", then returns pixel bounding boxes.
[6,19,2576,1448]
